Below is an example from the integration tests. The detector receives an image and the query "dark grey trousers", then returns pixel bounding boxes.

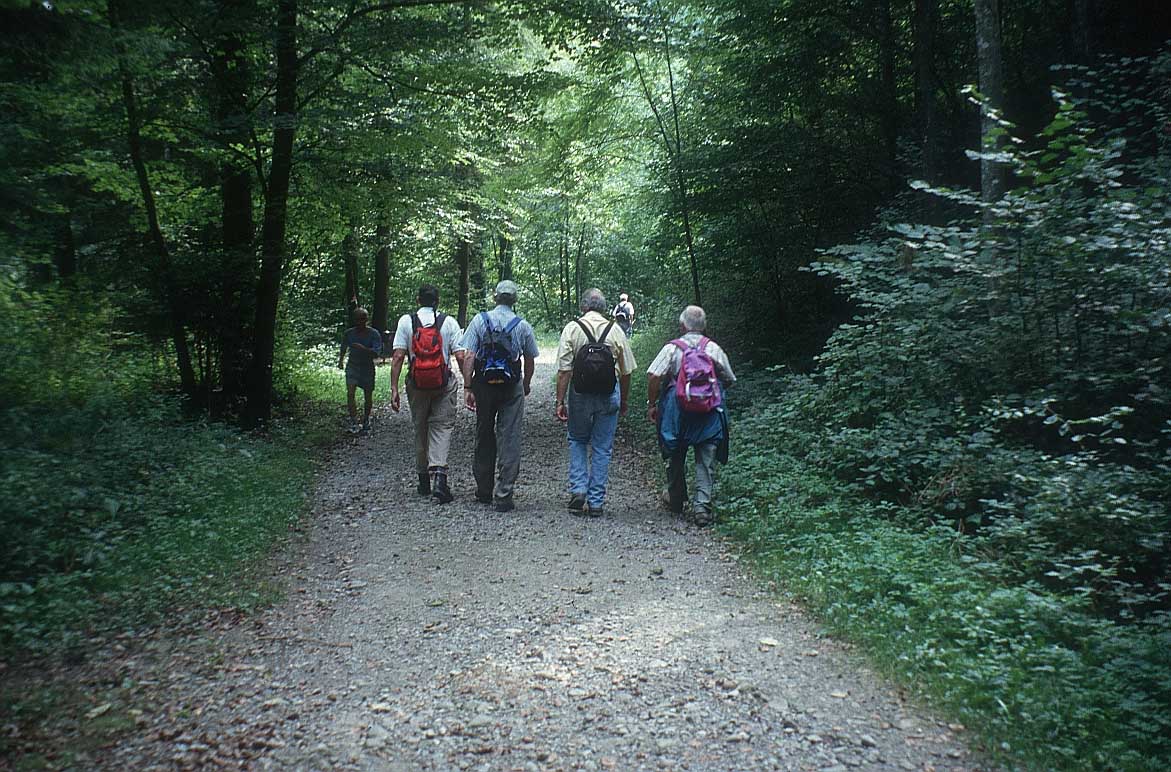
[666,441,719,514]
[472,382,525,501]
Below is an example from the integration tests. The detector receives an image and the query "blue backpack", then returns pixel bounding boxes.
[474,312,523,386]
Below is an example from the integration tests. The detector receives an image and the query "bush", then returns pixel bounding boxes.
[713,57,1171,770]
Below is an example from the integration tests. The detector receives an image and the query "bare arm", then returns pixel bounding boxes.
[461,350,476,410]
[523,354,536,396]
[647,373,662,423]
[555,370,572,421]
[390,349,407,411]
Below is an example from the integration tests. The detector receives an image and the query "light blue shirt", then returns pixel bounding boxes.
[460,305,539,360]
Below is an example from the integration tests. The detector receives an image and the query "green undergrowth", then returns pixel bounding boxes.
[714,389,1171,771]
[0,308,347,657]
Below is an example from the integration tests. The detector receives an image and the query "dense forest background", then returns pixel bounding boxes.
[3,0,1170,768]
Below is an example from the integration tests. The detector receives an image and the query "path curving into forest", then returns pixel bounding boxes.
[94,347,987,770]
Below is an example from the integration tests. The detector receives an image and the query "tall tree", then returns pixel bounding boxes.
[372,224,390,337]
[109,0,198,396]
[975,0,1006,205]
[246,0,297,427]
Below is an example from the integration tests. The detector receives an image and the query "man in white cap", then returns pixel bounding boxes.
[459,280,539,512]
[613,292,635,336]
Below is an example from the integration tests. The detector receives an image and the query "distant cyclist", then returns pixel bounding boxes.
[613,292,635,337]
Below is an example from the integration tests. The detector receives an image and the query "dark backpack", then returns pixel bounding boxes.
[410,312,448,389]
[474,311,523,386]
[571,319,617,395]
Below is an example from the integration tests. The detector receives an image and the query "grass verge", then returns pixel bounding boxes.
[714,414,1171,771]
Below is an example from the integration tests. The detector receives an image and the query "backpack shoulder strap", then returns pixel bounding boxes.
[697,336,711,351]
[574,318,597,344]
[503,316,522,334]
[597,320,615,345]
[411,313,421,332]
[433,312,446,330]
[478,311,495,340]
[671,338,689,351]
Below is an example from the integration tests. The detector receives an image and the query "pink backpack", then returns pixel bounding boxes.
[672,337,722,413]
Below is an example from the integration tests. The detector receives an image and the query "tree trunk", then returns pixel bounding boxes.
[343,229,360,312]
[372,224,390,338]
[455,237,471,327]
[633,41,702,307]
[471,239,484,312]
[54,214,77,279]
[913,0,940,186]
[974,0,1006,206]
[876,0,899,192]
[245,0,297,427]
[212,0,255,405]
[530,233,553,328]
[498,232,513,281]
[109,0,197,397]
[1067,0,1093,63]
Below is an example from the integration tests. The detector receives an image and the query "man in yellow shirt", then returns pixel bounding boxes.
[554,288,637,517]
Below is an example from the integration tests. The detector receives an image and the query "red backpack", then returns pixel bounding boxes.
[672,336,722,413]
[410,312,448,389]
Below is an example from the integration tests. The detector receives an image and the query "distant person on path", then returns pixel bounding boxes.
[613,292,635,336]
[646,305,736,525]
[555,288,636,517]
[459,280,539,512]
[337,307,382,434]
[389,284,465,504]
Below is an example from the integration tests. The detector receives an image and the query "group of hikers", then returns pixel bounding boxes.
[337,281,735,524]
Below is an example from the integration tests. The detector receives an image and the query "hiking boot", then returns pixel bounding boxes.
[661,488,684,515]
[692,507,714,526]
[567,493,586,513]
[431,469,454,505]
[494,497,515,513]
[475,491,493,504]
[584,506,604,518]
[416,473,431,496]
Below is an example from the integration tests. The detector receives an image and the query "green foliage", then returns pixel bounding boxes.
[0,286,320,655]
[715,60,1171,770]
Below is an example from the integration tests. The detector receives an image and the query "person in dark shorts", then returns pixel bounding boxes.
[337,307,382,433]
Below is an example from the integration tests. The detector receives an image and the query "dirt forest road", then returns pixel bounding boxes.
[88,347,986,771]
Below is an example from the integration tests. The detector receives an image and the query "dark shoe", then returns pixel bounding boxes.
[567,493,586,513]
[417,473,431,496]
[661,488,684,514]
[494,497,515,513]
[692,508,714,526]
[475,492,493,504]
[584,506,604,518]
[432,469,454,505]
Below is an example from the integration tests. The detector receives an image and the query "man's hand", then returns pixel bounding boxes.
[465,388,477,412]
[647,404,659,424]
[555,402,568,422]
[337,359,344,370]
[619,399,629,417]
[523,380,532,397]
[391,390,401,412]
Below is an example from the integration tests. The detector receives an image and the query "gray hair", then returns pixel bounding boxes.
[580,288,608,314]
[679,305,706,332]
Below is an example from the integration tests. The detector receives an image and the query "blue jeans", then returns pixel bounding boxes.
[566,385,620,509]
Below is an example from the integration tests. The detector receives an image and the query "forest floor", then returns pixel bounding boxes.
[4,348,989,771]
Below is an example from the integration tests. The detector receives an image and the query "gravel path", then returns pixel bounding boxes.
[85,348,987,770]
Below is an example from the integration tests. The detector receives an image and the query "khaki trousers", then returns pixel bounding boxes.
[406,378,459,472]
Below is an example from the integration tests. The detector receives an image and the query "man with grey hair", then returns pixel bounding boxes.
[555,288,637,517]
[459,280,539,512]
[646,304,736,525]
